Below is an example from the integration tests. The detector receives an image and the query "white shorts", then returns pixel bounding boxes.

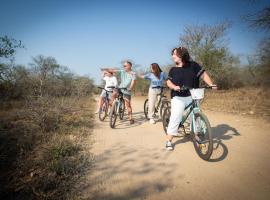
[167,96,192,136]
[100,89,113,99]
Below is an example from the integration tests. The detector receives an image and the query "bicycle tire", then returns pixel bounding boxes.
[143,99,149,120]
[99,101,108,121]
[162,106,171,134]
[191,112,213,161]
[160,99,170,119]
[110,101,118,128]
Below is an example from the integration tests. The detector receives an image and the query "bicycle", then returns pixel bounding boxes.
[162,86,215,160]
[109,87,127,128]
[143,86,170,120]
[97,87,114,121]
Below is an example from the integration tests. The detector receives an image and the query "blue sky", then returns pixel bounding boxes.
[0,0,269,83]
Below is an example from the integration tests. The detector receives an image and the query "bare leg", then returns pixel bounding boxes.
[148,88,158,120]
[166,134,173,142]
[124,98,133,122]
[110,90,117,106]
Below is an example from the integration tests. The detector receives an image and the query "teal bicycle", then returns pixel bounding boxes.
[162,86,215,160]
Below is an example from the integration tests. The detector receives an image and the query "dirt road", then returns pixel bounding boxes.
[82,97,270,200]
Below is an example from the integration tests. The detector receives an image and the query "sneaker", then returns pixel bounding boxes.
[165,141,173,151]
[130,119,135,125]
[149,119,156,124]
[95,109,100,114]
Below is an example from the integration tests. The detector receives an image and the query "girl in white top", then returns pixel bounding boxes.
[95,71,118,114]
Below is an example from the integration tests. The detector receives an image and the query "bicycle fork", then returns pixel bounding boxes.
[191,108,207,147]
[115,100,122,114]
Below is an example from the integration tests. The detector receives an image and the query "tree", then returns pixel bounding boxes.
[0,35,24,92]
[179,22,240,89]
[29,55,61,97]
[0,35,24,58]
[244,5,270,85]
[245,6,270,32]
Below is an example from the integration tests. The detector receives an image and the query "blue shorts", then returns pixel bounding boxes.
[100,89,113,99]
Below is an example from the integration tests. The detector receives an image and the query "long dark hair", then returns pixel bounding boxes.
[151,63,162,79]
[171,46,191,64]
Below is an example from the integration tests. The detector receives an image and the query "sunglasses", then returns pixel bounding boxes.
[123,65,128,68]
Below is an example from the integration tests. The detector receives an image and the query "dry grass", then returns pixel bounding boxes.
[0,96,94,200]
[138,87,270,119]
[201,87,270,119]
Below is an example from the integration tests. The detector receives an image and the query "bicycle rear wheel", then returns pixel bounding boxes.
[192,112,213,160]
[143,99,149,120]
[99,101,108,121]
[110,101,118,128]
[162,106,171,134]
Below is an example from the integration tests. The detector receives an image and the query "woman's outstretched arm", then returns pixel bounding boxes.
[201,72,218,89]
[100,68,118,73]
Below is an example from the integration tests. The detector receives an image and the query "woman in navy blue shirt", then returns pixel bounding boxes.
[165,47,217,150]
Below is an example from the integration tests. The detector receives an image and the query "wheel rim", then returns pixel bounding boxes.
[99,103,107,120]
[110,102,118,127]
[163,107,170,133]
[194,116,210,155]
[144,100,149,119]
[161,101,169,117]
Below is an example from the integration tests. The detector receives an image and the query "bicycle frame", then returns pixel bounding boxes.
[179,99,202,134]
[98,87,112,109]
[153,87,167,112]
[103,91,110,106]
[114,88,125,113]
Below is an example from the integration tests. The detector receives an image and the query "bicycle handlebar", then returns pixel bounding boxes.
[117,87,128,90]
[107,86,116,89]
[175,85,217,92]
[152,86,168,89]
[97,87,113,93]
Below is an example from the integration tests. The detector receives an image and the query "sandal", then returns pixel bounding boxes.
[130,119,135,125]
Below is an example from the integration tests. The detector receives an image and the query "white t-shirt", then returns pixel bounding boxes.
[103,76,118,91]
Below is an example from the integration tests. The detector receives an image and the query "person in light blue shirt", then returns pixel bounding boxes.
[139,63,167,124]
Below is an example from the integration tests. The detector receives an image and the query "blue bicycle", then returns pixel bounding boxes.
[162,86,215,160]
[98,87,113,121]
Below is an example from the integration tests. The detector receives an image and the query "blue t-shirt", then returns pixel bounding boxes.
[144,72,167,88]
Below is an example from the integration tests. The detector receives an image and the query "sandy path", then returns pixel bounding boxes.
[82,97,270,200]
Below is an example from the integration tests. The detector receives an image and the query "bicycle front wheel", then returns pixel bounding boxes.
[191,112,213,161]
[99,101,108,121]
[160,99,170,119]
[143,99,149,120]
[110,101,118,128]
[162,106,171,134]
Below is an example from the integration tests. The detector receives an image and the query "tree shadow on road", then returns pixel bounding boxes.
[113,111,147,129]
[80,143,178,200]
